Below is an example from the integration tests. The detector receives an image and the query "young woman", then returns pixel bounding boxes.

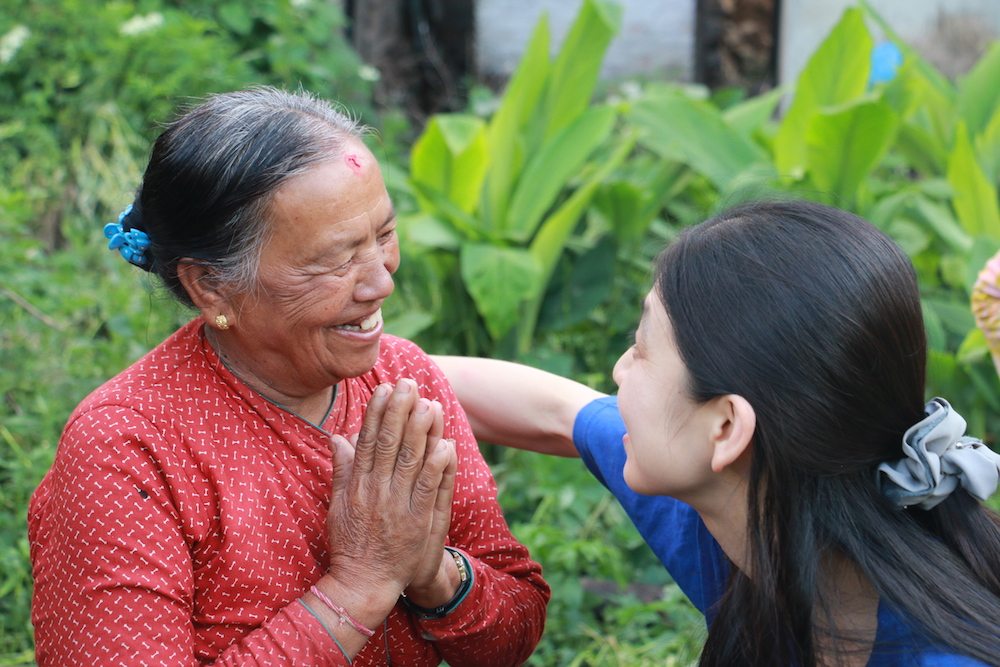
[436,200,1000,666]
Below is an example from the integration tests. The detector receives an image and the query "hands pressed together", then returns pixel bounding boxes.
[307,379,462,657]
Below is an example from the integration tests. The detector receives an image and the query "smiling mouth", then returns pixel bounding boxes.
[334,308,382,333]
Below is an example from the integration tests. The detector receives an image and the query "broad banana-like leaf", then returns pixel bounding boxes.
[774,8,872,176]
[411,115,488,215]
[460,244,542,340]
[530,134,636,285]
[948,122,1000,240]
[957,42,1000,136]
[633,90,771,190]
[505,105,617,242]
[535,0,621,143]
[806,99,898,206]
[483,16,551,233]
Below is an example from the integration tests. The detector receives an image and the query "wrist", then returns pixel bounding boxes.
[403,549,461,609]
[314,572,399,631]
[402,547,473,618]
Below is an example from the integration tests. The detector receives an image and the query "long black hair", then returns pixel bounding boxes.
[655,200,1000,665]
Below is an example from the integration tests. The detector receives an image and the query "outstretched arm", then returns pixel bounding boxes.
[431,356,606,458]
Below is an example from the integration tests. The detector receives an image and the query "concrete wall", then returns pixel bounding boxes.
[475,0,696,82]
[779,0,1000,85]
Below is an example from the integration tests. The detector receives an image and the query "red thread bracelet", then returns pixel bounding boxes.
[309,585,376,638]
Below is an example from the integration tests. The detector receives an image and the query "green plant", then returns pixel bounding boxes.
[398,0,639,360]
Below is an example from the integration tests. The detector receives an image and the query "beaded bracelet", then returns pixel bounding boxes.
[310,585,376,638]
[402,547,475,620]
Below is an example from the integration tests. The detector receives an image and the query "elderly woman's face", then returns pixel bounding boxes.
[224,141,399,393]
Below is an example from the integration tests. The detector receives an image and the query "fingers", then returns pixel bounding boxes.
[370,379,419,479]
[410,437,457,516]
[354,383,391,475]
[329,434,356,505]
[393,398,437,481]
[429,439,457,541]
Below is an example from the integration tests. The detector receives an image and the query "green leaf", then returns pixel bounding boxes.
[722,86,784,136]
[974,104,1000,183]
[411,115,488,214]
[922,301,947,351]
[530,134,636,283]
[913,197,973,253]
[633,90,771,190]
[483,15,551,232]
[947,122,1000,239]
[538,241,616,331]
[805,99,898,206]
[384,310,435,340]
[591,181,653,244]
[460,244,542,340]
[218,4,254,35]
[774,7,872,176]
[538,0,622,142]
[408,180,486,242]
[505,105,617,242]
[957,327,990,365]
[397,213,462,251]
[957,42,1000,136]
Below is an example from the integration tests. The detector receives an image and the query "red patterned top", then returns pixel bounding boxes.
[29,320,549,666]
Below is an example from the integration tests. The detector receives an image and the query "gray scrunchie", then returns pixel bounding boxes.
[877,398,1000,510]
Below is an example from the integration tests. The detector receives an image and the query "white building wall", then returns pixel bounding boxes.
[779,0,1000,85]
[475,0,696,82]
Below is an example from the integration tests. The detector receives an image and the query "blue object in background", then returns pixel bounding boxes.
[870,41,904,86]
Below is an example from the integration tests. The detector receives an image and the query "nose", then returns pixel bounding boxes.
[612,348,631,388]
[354,253,395,303]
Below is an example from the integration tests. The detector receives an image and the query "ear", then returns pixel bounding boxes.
[176,260,231,325]
[708,394,755,474]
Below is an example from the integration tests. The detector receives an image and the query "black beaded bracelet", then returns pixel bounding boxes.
[402,547,474,620]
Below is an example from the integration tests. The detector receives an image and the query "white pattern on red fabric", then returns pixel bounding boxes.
[29,320,549,666]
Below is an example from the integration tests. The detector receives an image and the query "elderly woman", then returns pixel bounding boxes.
[28,87,549,666]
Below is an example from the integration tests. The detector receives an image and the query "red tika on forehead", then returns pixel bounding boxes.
[344,153,363,173]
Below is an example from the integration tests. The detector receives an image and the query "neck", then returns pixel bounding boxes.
[692,483,878,665]
[205,327,333,425]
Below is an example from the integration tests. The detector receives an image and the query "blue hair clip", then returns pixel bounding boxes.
[103,204,151,268]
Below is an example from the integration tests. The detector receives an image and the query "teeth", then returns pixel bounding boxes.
[360,309,382,331]
[335,308,382,332]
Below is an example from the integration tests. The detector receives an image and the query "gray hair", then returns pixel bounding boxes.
[131,86,365,305]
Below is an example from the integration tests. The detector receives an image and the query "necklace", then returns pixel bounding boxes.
[204,327,336,429]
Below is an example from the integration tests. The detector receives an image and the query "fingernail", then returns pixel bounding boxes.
[397,379,413,394]
[416,398,430,413]
[374,383,391,397]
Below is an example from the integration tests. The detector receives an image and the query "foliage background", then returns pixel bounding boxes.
[1,1,999,665]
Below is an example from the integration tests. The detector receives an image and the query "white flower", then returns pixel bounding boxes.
[358,64,380,82]
[290,0,311,8]
[120,13,164,37]
[0,25,30,65]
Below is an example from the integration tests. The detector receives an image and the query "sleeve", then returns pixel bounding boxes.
[573,396,729,618]
[386,341,550,666]
[28,405,349,667]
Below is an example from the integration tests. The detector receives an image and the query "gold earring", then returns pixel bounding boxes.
[215,314,230,330]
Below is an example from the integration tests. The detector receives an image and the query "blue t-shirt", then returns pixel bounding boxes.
[572,396,988,667]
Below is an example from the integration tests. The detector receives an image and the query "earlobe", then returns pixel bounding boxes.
[709,395,755,473]
[176,260,229,326]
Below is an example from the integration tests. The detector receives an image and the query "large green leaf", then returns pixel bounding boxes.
[633,90,771,190]
[530,134,636,282]
[537,0,621,142]
[806,99,898,206]
[913,197,973,253]
[483,16,551,233]
[460,244,542,340]
[774,8,872,176]
[975,104,1000,183]
[722,86,784,136]
[504,105,617,242]
[410,115,488,215]
[957,42,1000,136]
[947,122,1000,239]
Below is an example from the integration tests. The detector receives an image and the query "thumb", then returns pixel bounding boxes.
[330,434,356,501]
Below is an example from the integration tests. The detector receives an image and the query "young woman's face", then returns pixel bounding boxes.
[612,291,718,497]
[222,140,399,394]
